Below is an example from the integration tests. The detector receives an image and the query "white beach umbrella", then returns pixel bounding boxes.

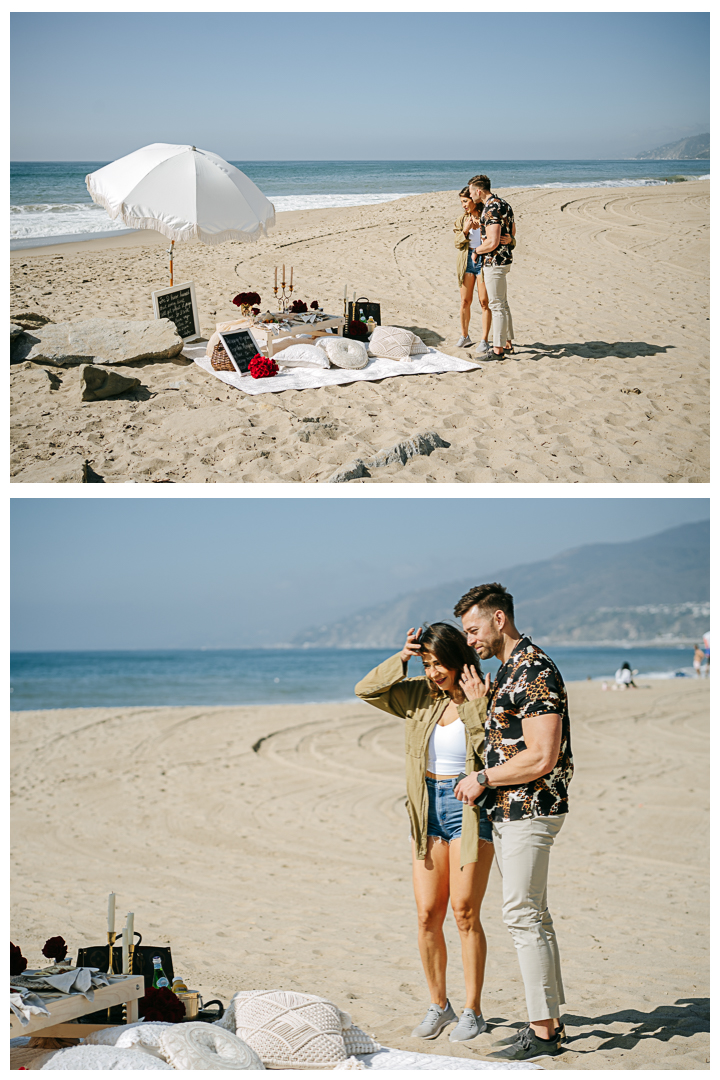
[86,143,275,283]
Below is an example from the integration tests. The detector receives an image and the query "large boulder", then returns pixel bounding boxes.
[14,318,183,366]
[80,364,141,401]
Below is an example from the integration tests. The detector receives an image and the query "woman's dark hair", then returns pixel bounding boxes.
[418,622,482,698]
[458,186,472,199]
[622,662,631,670]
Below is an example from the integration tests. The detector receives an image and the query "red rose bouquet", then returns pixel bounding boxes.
[289,299,308,314]
[138,986,186,1024]
[232,291,261,317]
[42,936,68,963]
[310,300,320,310]
[11,942,28,976]
[249,354,278,379]
[347,319,369,341]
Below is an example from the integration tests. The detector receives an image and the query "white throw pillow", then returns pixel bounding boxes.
[41,1044,173,1069]
[316,337,368,369]
[276,344,331,369]
[159,1022,264,1070]
[231,990,349,1069]
[85,1021,171,1048]
[367,326,415,359]
[342,1023,380,1057]
[409,333,429,354]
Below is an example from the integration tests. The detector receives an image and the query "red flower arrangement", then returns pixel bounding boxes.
[347,319,369,340]
[232,291,261,308]
[289,299,308,314]
[310,300,320,310]
[249,354,278,379]
[138,986,185,1024]
[11,942,28,976]
[42,936,67,963]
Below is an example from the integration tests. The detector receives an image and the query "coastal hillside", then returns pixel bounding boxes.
[635,133,709,160]
[293,520,709,648]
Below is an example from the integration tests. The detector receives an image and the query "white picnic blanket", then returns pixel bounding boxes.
[187,342,480,395]
[352,1047,542,1069]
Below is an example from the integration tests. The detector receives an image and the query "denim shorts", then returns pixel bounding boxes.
[465,250,484,277]
[426,777,493,843]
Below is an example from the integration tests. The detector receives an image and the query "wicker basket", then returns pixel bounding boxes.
[210,342,236,372]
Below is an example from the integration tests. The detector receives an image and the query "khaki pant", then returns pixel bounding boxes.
[483,264,513,348]
[492,814,566,1021]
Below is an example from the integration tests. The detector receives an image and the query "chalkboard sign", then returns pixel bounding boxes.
[152,281,200,341]
[218,328,263,374]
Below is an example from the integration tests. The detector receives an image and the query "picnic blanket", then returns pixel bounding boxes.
[351,1047,542,1069]
[186,342,480,395]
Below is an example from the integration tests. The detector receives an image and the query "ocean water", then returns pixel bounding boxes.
[10,159,710,244]
[10,646,695,712]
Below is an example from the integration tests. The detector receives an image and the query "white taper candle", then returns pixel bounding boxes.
[121,928,129,974]
[107,893,116,934]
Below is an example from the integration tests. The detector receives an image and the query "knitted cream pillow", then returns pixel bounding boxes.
[159,1023,264,1070]
[316,337,368,369]
[230,990,379,1069]
[85,1021,172,1047]
[367,326,428,359]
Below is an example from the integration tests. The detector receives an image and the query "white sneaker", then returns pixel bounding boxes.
[449,1009,488,1041]
[456,335,473,348]
[474,341,493,360]
[411,1000,458,1039]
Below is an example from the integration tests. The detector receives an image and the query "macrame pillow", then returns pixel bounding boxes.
[276,344,330,369]
[230,990,378,1069]
[315,337,368,369]
[368,326,427,359]
[158,1023,264,1070]
[41,1044,173,1069]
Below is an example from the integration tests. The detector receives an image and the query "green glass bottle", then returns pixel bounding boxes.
[151,955,169,989]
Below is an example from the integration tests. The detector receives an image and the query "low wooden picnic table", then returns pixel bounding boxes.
[10,973,144,1039]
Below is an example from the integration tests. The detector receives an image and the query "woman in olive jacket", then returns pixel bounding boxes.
[355,623,494,1044]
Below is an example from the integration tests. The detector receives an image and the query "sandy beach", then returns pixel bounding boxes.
[11,677,709,1068]
[10,180,708,484]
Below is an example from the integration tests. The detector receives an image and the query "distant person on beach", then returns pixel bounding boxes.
[693,644,704,678]
[702,632,710,677]
[356,623,495,1044]
[468,175,516,361]
[614,662,637,690]
[453,187,514,352]
[453,583,572,1062]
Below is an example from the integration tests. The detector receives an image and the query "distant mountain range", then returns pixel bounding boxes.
[293,521,709,649]
[635,133,709,160]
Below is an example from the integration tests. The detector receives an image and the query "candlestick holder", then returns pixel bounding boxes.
[107,931,116,974]
[273,282,295,315]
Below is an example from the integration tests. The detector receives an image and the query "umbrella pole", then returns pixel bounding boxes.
[169,240,174,287]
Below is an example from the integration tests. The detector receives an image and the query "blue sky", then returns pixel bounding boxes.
[11,498,708,650]
[11,13,709,160]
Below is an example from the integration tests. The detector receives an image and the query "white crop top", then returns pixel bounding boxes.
[427,717,467,775]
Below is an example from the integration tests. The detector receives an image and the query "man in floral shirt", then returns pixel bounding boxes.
[454,582,572,1062]
[468,175,515,361]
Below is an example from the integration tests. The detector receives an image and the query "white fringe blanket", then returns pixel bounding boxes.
[187,343,480,395]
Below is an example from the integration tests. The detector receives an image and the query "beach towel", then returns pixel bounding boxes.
[186,343,480,395]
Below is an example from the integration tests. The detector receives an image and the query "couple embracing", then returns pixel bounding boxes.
[355,583,573,1062]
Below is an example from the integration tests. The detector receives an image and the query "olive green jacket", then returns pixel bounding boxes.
[453,211,476,287]
[355,653,487,869]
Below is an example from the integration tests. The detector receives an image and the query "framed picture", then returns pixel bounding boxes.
[152,281,200,342]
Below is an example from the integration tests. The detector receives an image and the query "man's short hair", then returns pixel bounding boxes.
[454,582,515,621]
[468,174,491,193]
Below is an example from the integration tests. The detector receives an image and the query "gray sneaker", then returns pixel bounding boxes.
[485,1026,564,1061]
[449,1008,488,1042]
[411,1000,458,1039]
[474,341,493,360]
[456,335,473,348]
[493,1021,565,1047]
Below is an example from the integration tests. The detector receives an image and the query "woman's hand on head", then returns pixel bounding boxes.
[459,665,491,700]
[400,628,423,664]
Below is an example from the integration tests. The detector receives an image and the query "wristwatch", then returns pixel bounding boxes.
[476,770,492,788]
